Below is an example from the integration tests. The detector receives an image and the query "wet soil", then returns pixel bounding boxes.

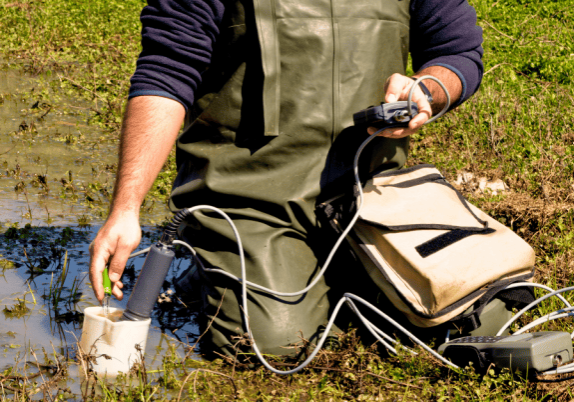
[0,67,171,226]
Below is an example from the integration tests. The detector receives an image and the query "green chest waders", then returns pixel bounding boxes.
[170,0,412,356]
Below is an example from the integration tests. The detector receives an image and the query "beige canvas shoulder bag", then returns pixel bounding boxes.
[319,164,535,328]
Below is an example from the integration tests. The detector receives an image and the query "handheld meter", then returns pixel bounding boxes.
[438,332,573,373]
[353,79,433,129]
[353,101,419,129]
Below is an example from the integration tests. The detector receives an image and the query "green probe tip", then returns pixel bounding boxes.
[103,267,112,296]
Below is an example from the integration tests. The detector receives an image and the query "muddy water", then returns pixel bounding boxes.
[0,68,198,396]
[96,309,124,322]
[1,68,111,226]
[0,68,171,226]
[0,225,198,396]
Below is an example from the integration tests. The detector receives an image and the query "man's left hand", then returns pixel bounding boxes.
[367,73,432,138]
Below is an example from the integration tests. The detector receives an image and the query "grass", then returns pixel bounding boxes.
[411,0,574,300]
[0,0,144,129]
[1,0,574,400]
[0,0,175,218]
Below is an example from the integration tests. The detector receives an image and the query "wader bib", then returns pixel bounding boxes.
[169,0,411,355]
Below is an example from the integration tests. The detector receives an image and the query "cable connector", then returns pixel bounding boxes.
[160,208,195,245]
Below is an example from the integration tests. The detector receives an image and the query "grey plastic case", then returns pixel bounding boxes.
[438,331,573,373]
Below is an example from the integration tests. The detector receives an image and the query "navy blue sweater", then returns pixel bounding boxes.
[129,0,483,112]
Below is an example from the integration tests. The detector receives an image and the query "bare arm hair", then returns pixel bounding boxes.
[412,65,463,115]
[111,96,185,217]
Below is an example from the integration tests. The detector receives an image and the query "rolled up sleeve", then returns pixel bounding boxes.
[410,0,484,106]
[128,0,225,111]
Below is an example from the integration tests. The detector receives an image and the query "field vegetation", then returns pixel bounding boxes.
[1,0,574,400]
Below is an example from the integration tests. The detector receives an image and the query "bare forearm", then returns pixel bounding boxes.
[412,66,462,115]
[110,96,185,217]
[88,96,185,300]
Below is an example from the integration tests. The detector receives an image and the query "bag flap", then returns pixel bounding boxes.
[360,164,488,231]
[353,207,535,319]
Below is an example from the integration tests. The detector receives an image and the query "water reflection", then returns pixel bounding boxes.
[0,225,198,375]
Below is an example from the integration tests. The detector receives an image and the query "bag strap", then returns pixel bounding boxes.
[415,228,496,258]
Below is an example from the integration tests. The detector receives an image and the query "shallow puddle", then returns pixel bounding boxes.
[0,225,198,397]
[0,68,197,397]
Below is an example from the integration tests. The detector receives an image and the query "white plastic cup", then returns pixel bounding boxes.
[79,307,151,375]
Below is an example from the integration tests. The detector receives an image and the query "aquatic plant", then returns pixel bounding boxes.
[0,254,15,270]
[3,296,31,319]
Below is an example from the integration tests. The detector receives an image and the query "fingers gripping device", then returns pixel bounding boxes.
[353,76,442,130]
[118,77,574,376]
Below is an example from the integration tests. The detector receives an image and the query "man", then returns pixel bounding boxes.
[89,0,483,356]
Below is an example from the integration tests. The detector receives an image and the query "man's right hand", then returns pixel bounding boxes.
[89,211,142,302]
[86,95,185,303]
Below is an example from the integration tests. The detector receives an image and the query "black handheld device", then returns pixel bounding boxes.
[353,101,418,128]
[353,78,434,129]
